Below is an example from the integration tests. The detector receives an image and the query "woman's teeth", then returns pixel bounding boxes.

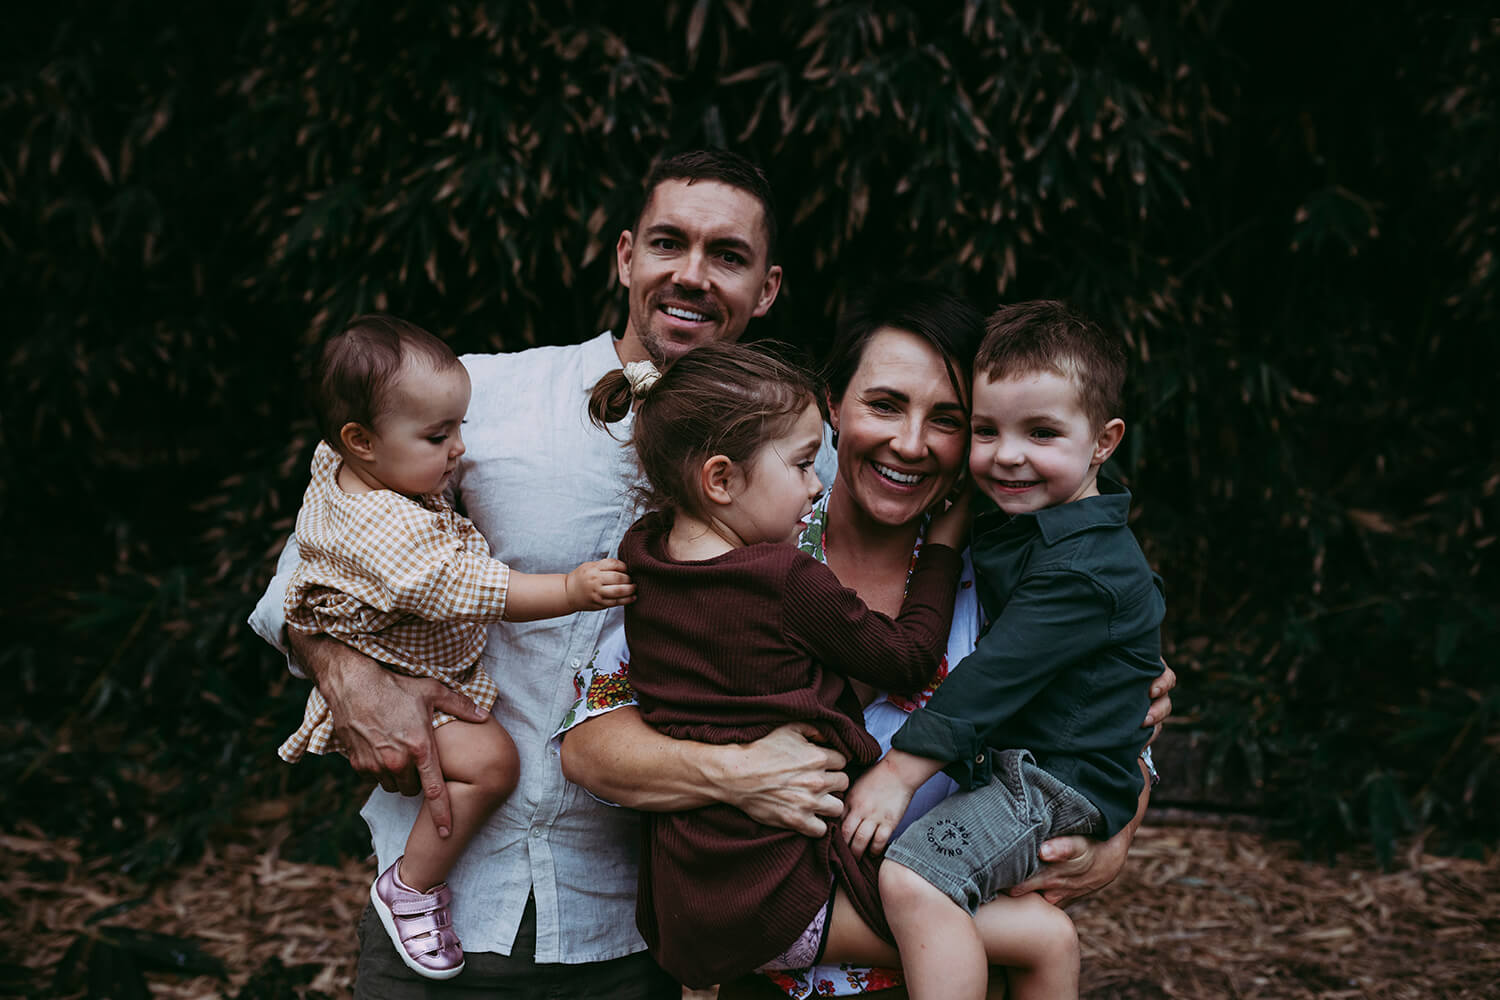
[875,464,922,485]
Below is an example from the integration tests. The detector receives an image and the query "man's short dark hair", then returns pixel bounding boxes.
[638,149,779,264]
[312,313,461,451]
[975,301,1128,430]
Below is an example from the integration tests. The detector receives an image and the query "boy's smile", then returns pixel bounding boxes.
[968,369,1122,516]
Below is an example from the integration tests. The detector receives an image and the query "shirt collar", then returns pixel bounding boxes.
[982,474,1133,546]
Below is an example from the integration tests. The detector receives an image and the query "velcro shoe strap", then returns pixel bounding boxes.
[390,884,452,917]
[397,910,452,943]
[413,926,460,957]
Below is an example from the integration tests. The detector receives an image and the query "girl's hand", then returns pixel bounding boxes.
[925,484,973,551]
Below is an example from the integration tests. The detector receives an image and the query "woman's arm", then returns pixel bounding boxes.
[1007,756,1150,905]
[560,707,851,837]
[1009,663,1175,905]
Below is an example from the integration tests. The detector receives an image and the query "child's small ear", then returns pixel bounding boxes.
[340,422,377,461]
[1092,418,1125,467]
[699,454,738,506]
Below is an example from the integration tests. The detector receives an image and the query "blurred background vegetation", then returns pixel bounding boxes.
[2,0,1495,882]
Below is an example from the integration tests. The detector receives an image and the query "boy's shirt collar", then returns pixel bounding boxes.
[975,474,1132,547]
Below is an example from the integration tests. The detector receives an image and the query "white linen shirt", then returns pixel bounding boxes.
[249,330,646,962]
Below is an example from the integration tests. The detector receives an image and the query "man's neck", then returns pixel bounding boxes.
[613,326,651,365]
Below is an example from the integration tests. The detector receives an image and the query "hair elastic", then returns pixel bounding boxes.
[623,360,663,398]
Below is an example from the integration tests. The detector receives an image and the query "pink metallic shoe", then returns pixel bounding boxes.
[370,858,466,980]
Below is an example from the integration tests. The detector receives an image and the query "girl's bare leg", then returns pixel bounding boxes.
[398,717,518,891]
[819,886,901,968]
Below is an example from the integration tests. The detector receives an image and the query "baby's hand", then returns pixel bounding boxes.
[564,558,636,611]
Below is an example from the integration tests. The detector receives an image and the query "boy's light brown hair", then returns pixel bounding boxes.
[974,300,1127,430]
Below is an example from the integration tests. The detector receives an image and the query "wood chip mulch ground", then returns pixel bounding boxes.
[5,820,1495,998]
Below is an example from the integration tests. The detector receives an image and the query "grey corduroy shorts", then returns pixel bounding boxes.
[884,748,1102,915]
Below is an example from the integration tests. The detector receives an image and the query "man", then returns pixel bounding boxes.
[252,150,849,997]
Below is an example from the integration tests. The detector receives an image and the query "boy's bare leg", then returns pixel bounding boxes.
[973,891,1078,1000]
[880,862,1077,1000]
[399,717,519,891]
[879,861,987,1000]
[822,881,1008,1000]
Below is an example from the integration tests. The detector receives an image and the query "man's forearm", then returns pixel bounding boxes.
[561,709,849,837]
[287,628,358,687]
[560,707,730,811]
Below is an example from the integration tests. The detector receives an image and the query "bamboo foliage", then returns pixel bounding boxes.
[1,2,1495,873]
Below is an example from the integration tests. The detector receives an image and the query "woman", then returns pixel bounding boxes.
[560,280,1173,998]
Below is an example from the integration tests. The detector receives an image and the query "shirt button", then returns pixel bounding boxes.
[975,753,985,765]
[570,658,581,668]
[531,826,543,839]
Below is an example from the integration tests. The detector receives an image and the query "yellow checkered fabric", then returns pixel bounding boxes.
[279,442,508,762]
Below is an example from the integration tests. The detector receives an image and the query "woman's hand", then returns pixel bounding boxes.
[1008,825,1132,907]
[1010,751,1153,906]
[1144,661,1176,739]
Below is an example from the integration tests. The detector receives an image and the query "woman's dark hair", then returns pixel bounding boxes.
[821,279,985,412]
[588,342,820,519]
[311,313,460,451]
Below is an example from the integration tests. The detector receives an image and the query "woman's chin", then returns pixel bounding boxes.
[844,470,948,529]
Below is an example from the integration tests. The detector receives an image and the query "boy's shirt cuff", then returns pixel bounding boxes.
[890,709,992,790]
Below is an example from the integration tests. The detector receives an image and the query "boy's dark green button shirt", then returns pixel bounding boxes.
[891,476,1165,837]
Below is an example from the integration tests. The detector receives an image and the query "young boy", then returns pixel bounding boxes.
[279,314,635,980]
[842,300,1166,1000]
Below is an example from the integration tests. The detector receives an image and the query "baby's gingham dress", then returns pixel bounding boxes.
[278,442,507,762]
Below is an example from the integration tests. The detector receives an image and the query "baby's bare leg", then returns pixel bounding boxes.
[399,717,518,891]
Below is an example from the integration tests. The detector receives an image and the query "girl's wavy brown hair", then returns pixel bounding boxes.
[588,342,822,520]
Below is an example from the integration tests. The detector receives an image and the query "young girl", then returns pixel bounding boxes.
[585,343,968,989]
[280,314,635,981]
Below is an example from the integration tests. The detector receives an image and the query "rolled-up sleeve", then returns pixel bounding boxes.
[248,533,306,678]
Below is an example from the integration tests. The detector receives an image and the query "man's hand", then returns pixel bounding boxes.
[841,755,925,858]
[565,558,637,611]
[714,723,850,837]
[293,632,488,838]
